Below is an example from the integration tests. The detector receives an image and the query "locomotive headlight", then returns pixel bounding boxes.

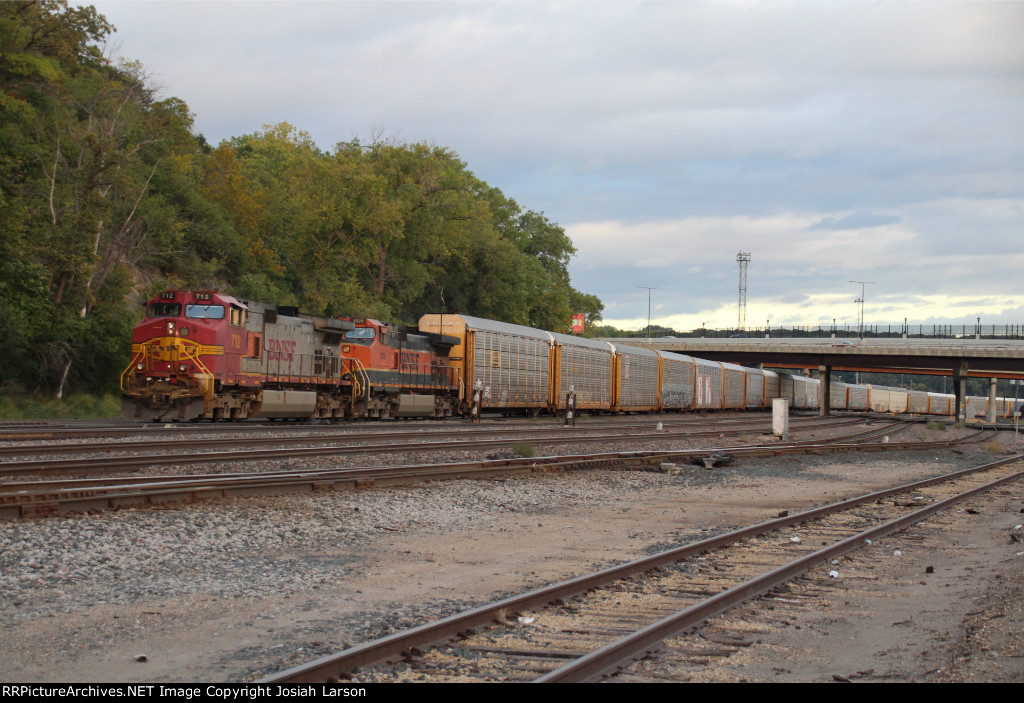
[167,321,175,335]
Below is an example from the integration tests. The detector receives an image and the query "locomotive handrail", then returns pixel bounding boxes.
[395,361,461,390]
[347,358,370,399]
[120,338,216,399]
[178,342,216,400]
[119,347,148,393]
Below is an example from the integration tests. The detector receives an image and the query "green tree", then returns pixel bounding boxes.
[0,2,604,401]
[0,2,223,397]
[36,60,203,396]
[354,141,491,320]
[0,1,113,392]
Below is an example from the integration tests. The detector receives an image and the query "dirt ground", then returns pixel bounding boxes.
[3,425,1023,683]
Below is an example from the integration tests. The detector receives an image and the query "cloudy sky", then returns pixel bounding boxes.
[86,0,1024,330]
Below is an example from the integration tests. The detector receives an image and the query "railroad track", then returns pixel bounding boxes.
[0,416,865,477]
[260,454,1024,683]
[0,416,859,460]
[0,422,984,520]
[0,415,847,442]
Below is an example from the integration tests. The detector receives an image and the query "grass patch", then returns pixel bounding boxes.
[511,441,536,458]
[983,440,1004,453]
[0,393,123,420]
[925,420,947,431]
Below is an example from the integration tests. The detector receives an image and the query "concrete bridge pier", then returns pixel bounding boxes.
[953,369,961,421]
[818,365,831,416]
[953,368,967,422]
[987,377,998,423]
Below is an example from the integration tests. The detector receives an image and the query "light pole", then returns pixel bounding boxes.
[638,286,657,342]
[850,280,874,339]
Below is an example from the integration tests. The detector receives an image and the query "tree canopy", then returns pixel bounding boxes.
[0,1,603,398]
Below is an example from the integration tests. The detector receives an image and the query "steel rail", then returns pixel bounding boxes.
[260,452,1021,684]
[0,420,917,495]
[0,417,861,459]
[6,436,919,509]
[0,421,913,509]
[1,425,961,520]
[536,461,1024,682]
[0,418,881,477]
[0,413,849,442]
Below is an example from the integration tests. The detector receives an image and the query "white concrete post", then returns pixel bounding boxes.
[773,398,790,440]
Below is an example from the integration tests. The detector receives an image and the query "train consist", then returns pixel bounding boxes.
[122,291,1008,422]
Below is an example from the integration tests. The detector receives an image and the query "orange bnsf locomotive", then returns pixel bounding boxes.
[121,291,460,421]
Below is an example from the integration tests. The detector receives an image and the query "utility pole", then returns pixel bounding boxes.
[850,280,874,339]
[737,251,751,332]
[638,286,657,342]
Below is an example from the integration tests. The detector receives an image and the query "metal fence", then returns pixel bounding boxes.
[684,324,1024,340]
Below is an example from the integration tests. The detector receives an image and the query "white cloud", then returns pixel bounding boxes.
[607,291,1024,331]
[568,198,1023,329]
[567,212,921,272]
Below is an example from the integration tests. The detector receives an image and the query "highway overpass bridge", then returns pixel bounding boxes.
[602,336,1024,421]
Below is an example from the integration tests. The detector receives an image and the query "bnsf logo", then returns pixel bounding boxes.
[268,339,297,361]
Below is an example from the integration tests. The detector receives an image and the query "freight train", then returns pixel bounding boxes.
[122,291,1010,422]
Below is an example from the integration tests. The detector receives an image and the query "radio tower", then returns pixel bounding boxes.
[737,251,751,331]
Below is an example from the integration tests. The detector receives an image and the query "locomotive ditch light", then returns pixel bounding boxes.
[136,363,144,370]
[178,364,187,371]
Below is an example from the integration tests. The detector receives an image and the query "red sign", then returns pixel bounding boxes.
[571,314,585,334]
[267,338,296,361]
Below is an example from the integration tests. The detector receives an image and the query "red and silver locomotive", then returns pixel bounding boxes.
[121,291,460,421]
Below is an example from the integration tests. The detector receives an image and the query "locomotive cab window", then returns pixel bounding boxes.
[229,306,244,326]
[147,303,181,318]
[185,304,225,320]
[343,328,376,346]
